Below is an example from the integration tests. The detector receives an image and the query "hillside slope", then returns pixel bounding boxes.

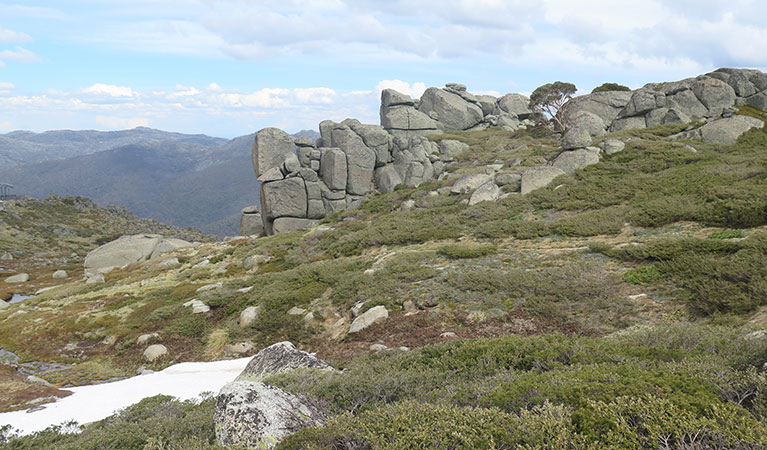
[3,117,767,448]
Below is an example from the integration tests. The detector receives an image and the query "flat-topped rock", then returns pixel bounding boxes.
[236,341,333,381]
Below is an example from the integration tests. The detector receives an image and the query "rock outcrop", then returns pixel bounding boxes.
[239,206,264,237]
[235,341,333,381]
[84,235,192,274]
[254,84,537,235]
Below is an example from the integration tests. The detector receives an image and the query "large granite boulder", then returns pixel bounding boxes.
[215,381,326,449]
[497,93,532,119]
[348,305,389,333]
[468,181,501,205]
[236,341,333,382]
[418,87,483,130]
[253,128,295,177]
[84,235,192,274]
[699,115,764,145]
[562,126,592,150]
[691,77,736,117]
[260,178,307,220]
[375,165,403,193]
[272,218,318,234]
[561,91,633,127]
[320,147,348,191]
[331,125,376,195]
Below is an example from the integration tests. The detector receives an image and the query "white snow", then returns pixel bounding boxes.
[0,357,251,435]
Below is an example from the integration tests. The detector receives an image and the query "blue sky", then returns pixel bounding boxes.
[1,0,766,138]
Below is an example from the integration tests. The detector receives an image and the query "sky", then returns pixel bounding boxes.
[1,0,766,138]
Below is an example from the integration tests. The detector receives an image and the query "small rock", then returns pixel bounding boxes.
[243,254,272,270]
[451,173,493,194]
[240,306,261,327]
[0,300,8,310]
[225,342,255,354]
[52,270,68,279]
[369,344,388,352]
[26,375,52,387]
[143,344,168,362]
[4,273,29,283]
[86,273,105,284]
[237,286,253,293]
[193,259,210,268]
[137,333,159,345]
[287,306,306,316]
[440,332,457,338]
[348,305,388,333]
[601,139,625,155]
[196,282,222,293]
[183,299,210,314]
[157,258,179,267]
[402,300,418,315]
[468,181,501,205]
[304,312,315,324]
[402,199,416,210]
[1,252,13,261]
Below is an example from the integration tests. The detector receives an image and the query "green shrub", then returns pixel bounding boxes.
[438,243,497,259]
[709,230,744,239]
[591,83,631,93]
[553,208,625,237]
[623,265,663,285]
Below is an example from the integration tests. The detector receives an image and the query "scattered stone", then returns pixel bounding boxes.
[0,299,8,310]
[440,331,457,338]
[551,147,601,175]
[243,254,272,269]
[468,181,502,205]
[520,167,567,195]
[398,346,410,351]
[184,299,210,314]
[26,375,52,387]
[601,139,625,155]
[450,173,494,194]
[157,258,179,268]
[402,300,419,315]
[85,273,105,284]
[240,306,261,327]
[143,344,168,362]
[401,199,416,210]
[1,252,12,261]
[193,259,210,268]
[225,342,255,354]
[235,341,333,381]
[215,381,326,449]
[196,282,222,293]
[287,306,306,316]
[5,273,29,283]
[137,333,159,346]
[494,173,522,190]
[348,305,389,333]
[439,139,470,161]
[369,344,388,352]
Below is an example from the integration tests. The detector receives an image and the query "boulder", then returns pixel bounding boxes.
[52,270,68,279]
[439,139,469,161]
[567,111,605,137]
[84,235,191,274]
[225,342,255,354]
[610,116,647,132]
[618,88,663,118]
[418,88,483,130]
[137,333,159,345]
[272,218,318,234]
[375,165,403,193]
[348,305,389,333]
[253,128,295,177]
[494,173,522,190]
[699,116,764,145]
[260,178,307,220]
[86,273,105,284]
[320,147,348,191]
[345,120,392,166]
[240,207,264,237]
[468,181,502,205]
[601,139,625,155]
[562,126,592,150]
[243,254,271,269]
[4,273,29,283]
[283,153,301,174]
[381,105,440,131]
[497,93,532,119]
[215,381,326,449]
[381,89,415,107]
[332,125,376,195]
[476,95,498,116]
[258,167,284,182]
[666,89,707,119]
[451,173,494,194]
[0,299,8,309]
[236,341,333,382]
[552,148,601,175]
[240,306,261,328]
[747,93,767,111]
[562,91,633,126]
[691,77,736,116]
[521,167,566,195]
[143,344,168,362]
[1,252,12,261]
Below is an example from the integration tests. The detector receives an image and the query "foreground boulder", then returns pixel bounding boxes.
[235,341,333,381]
[215,381,326,449]
[699,115,764,144]
[216,342,333,448]
[84,234,192,274]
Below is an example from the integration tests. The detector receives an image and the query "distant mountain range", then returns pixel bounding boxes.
[0,127,319,236]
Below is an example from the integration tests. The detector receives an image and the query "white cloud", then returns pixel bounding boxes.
[0,120,12,131]
[0,26,32,43]
[0,47,40,64]
[83,84,135,97]
[375,80,427,98]
[0,82,14,94]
